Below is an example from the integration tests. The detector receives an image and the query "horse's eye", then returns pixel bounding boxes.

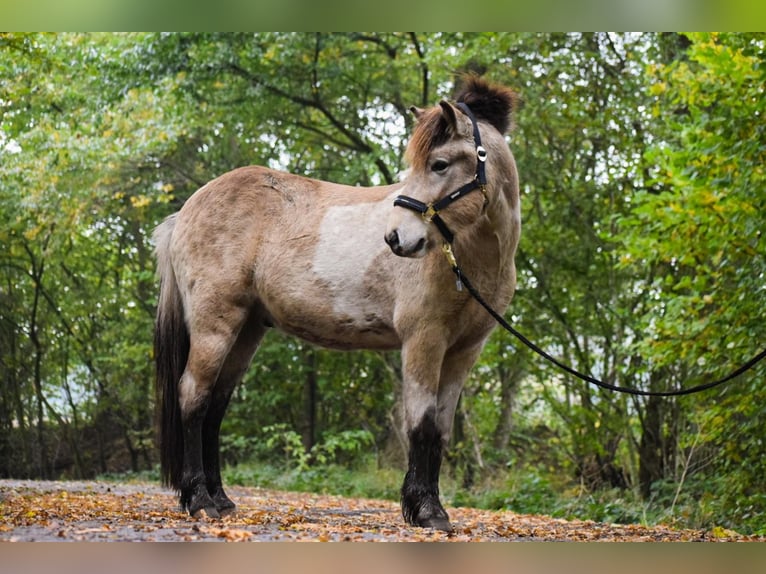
[431,159,449,173]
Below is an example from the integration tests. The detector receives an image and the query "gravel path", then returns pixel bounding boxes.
[0,479,759,542]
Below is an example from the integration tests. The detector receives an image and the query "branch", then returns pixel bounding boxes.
[159,158,206,188]
[225,61,394,184]
[517,247,587,366]
[349,33,397,59]
[409,32,429,107]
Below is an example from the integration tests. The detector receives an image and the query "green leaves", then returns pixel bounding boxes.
[2,32,765,533]
[609,32,766,530]
[617,32,766,364]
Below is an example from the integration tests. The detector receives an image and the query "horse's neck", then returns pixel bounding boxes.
[456,217,507,275]
[455,182,519,290]
[487,179,519,246]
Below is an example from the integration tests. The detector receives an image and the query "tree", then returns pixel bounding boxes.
[1,33,185,476]
[615,32,766,530]
[2,32,764,534]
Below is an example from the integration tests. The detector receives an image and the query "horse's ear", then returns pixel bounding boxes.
[438,100,458,134]
[410,106,426,120]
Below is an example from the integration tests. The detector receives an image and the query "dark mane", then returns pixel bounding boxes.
[405,76,517,171]
[455,75,518,135]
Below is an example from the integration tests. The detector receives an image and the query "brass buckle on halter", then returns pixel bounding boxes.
[422,204,437,223]
[480,185,489,210]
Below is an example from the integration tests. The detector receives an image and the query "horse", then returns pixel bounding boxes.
[153,76,520,531]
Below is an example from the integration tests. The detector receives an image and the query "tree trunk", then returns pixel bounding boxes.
[492,362,523,451]
[29,260,50,479]
[302,347,318,454]
[638,374,666,499]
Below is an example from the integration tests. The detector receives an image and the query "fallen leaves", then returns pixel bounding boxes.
[0,479,763,542]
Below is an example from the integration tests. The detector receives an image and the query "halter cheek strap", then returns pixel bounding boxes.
[393,102,488,252]
[395,102,766,396]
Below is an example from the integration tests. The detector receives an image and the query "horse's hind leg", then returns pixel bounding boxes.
[178,305,252,519]
[202,311,266,515]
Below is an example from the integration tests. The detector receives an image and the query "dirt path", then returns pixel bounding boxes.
[0,479,759,542]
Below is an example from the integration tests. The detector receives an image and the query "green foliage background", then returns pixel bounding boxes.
[1,32,764,533]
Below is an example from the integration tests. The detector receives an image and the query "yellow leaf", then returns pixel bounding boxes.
[710,525,738,539]
[130,195,151,209]
[699,190,718,206]
[23,226,41,241]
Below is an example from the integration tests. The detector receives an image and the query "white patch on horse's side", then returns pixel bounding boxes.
[312,200,390,321]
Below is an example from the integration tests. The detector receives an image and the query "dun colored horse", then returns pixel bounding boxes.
[154,76,520,531]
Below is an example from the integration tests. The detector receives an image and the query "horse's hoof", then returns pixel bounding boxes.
[191,505,221,520]
[418,515,453,532]
[211,490,237,516]
[217,504,237,518]
[402,495,453,532]
[187,489,222,520]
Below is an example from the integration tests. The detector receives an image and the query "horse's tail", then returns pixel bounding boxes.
[153,214,188,491]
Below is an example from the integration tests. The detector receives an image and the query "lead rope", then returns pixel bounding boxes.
[445,252,766,397]
[395,101,766,396]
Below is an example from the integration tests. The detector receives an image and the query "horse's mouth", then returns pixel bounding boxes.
[386,235,427,258]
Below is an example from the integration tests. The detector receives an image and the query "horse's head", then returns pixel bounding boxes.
[385,77,517,258]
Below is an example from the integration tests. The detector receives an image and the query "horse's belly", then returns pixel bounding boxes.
[256,250,400,350]
[258,253,400,351]
[269,304,400,351]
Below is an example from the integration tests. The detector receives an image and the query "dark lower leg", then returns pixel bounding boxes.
[202,393,236,514]
[400,407,451,531]
[180,402,219,518]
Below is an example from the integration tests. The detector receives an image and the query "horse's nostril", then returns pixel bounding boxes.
[414,238,426,252]
[385,230,400,249]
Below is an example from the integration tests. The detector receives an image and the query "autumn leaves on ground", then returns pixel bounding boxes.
[0,480,760,542]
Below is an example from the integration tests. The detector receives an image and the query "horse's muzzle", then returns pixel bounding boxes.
[385,230,426,258]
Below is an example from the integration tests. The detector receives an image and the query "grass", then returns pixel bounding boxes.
[223,459,403,502]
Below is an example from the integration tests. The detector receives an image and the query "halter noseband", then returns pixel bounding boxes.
[393,102,488,247]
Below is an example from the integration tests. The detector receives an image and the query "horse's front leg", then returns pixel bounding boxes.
[400,338,488,532]
[399,337,452,531]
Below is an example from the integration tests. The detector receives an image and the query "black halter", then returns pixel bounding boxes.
[393,102,488,245]
[393,103,766,398]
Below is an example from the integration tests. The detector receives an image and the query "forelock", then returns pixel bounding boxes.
[404,107,450,171]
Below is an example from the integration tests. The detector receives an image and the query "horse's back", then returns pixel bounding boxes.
[175,165,397,241]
